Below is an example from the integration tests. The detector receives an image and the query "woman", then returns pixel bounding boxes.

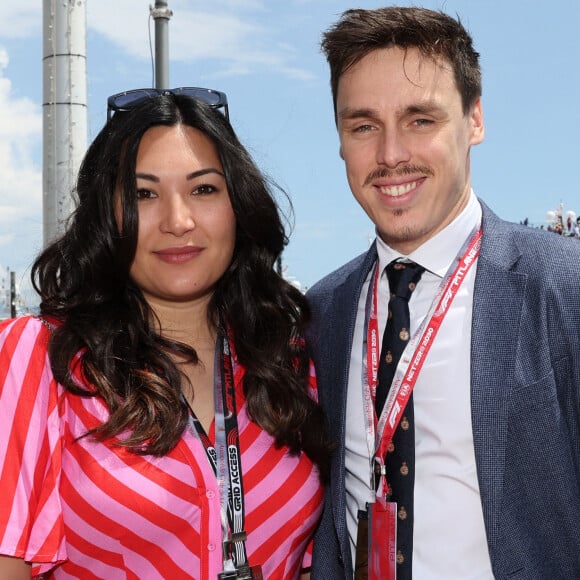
[0,89,329,579]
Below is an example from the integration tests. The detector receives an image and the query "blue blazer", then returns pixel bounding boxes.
[307,202,580,579]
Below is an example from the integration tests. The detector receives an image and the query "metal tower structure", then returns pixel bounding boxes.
[42,0,88,246]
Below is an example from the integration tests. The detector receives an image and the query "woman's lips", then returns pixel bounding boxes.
[154,246,202,263]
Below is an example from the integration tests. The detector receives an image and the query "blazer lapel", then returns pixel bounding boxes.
[324,245,377,564]
[471,204,527,554]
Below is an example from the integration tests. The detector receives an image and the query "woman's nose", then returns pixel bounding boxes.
[160,194,195,235]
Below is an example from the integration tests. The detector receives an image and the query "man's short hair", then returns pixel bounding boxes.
[321,6,482,118]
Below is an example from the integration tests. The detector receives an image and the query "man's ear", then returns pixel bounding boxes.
[469,98,485,145]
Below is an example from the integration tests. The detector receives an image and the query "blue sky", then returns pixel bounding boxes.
[1,0,579,310]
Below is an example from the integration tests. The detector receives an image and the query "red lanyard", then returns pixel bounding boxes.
[363,228,482,496]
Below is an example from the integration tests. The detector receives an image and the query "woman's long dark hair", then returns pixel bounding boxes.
[32,95,330,477]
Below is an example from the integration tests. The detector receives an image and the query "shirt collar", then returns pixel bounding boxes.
[376,190,482,278]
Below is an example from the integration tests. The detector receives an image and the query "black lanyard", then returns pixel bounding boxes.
[186,332,256,576]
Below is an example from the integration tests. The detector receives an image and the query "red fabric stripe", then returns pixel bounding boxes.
[0,318,323,577]
[67,411,206,504]
[253,482,322,578]
[0,318,28,387]
[242,443,287,493]
[55,561,109,580]
[61,470,195,578]
[1,321,54,547]
[16,381,62,557]
[62,427,202,538]
[65,524,126,569]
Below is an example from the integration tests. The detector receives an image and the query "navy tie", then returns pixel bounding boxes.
[376,260,424,579]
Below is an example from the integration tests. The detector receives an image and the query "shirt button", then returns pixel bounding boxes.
[208,543,216,551]
[206,490,215,499]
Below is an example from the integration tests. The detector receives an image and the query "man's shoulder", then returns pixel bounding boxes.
[481,202,580,266]
[478,205,580,303]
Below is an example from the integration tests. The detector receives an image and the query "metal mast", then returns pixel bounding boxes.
[150,1,173,89]
[42,0,88,246]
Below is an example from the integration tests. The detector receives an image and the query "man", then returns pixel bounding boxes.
[307,7,580,579]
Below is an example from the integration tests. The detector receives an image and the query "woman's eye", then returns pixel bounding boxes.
[136,188,156,200]
[192,184,217,195]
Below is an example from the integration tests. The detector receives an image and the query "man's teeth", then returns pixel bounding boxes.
[379,181,418,196]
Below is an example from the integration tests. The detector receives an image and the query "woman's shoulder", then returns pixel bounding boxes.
[0,314,66,350]
[0,315,64,399]
[0,314,52,346]
[0,315,57,390]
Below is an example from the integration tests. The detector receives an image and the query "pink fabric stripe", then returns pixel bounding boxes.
[0,317,322,578]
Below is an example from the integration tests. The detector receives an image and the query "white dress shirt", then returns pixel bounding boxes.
[345,192,494,579]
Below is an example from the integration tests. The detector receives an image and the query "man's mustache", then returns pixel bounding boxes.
[364,165,434,187]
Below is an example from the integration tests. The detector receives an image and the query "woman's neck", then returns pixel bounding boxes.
[146,294,216,350]
[146,295,218,432]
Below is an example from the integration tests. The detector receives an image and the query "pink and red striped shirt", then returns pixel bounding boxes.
[0,316,323,578]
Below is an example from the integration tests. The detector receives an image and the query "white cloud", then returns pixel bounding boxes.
[87,0,312,78]
[0,0,316,284]
[0,50,42,272]
[0,1,40,38]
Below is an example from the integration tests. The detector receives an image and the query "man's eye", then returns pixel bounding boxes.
[413,118,433,127]
[353,124,374,133]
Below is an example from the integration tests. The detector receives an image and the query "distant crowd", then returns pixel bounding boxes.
[523,209,580,238]
[547,211,580,238]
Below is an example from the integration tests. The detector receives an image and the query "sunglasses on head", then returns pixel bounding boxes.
[106,87,229,121]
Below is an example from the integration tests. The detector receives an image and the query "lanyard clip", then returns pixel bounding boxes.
[217,564,262,580]
[222,531,248,566]
[232,565,256,580]
[373,458,386,475]
[373,458,389,497]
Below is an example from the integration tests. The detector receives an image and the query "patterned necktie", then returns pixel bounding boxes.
[376,259,425,579]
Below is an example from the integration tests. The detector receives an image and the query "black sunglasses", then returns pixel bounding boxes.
[106,87,229,121]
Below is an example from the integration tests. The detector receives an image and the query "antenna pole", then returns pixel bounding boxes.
[10,271,16,319]
[150,1,173,89]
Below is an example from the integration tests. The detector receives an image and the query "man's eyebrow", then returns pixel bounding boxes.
[337,107,380,122]
[404,102,444,115]
[338,101,445,123]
